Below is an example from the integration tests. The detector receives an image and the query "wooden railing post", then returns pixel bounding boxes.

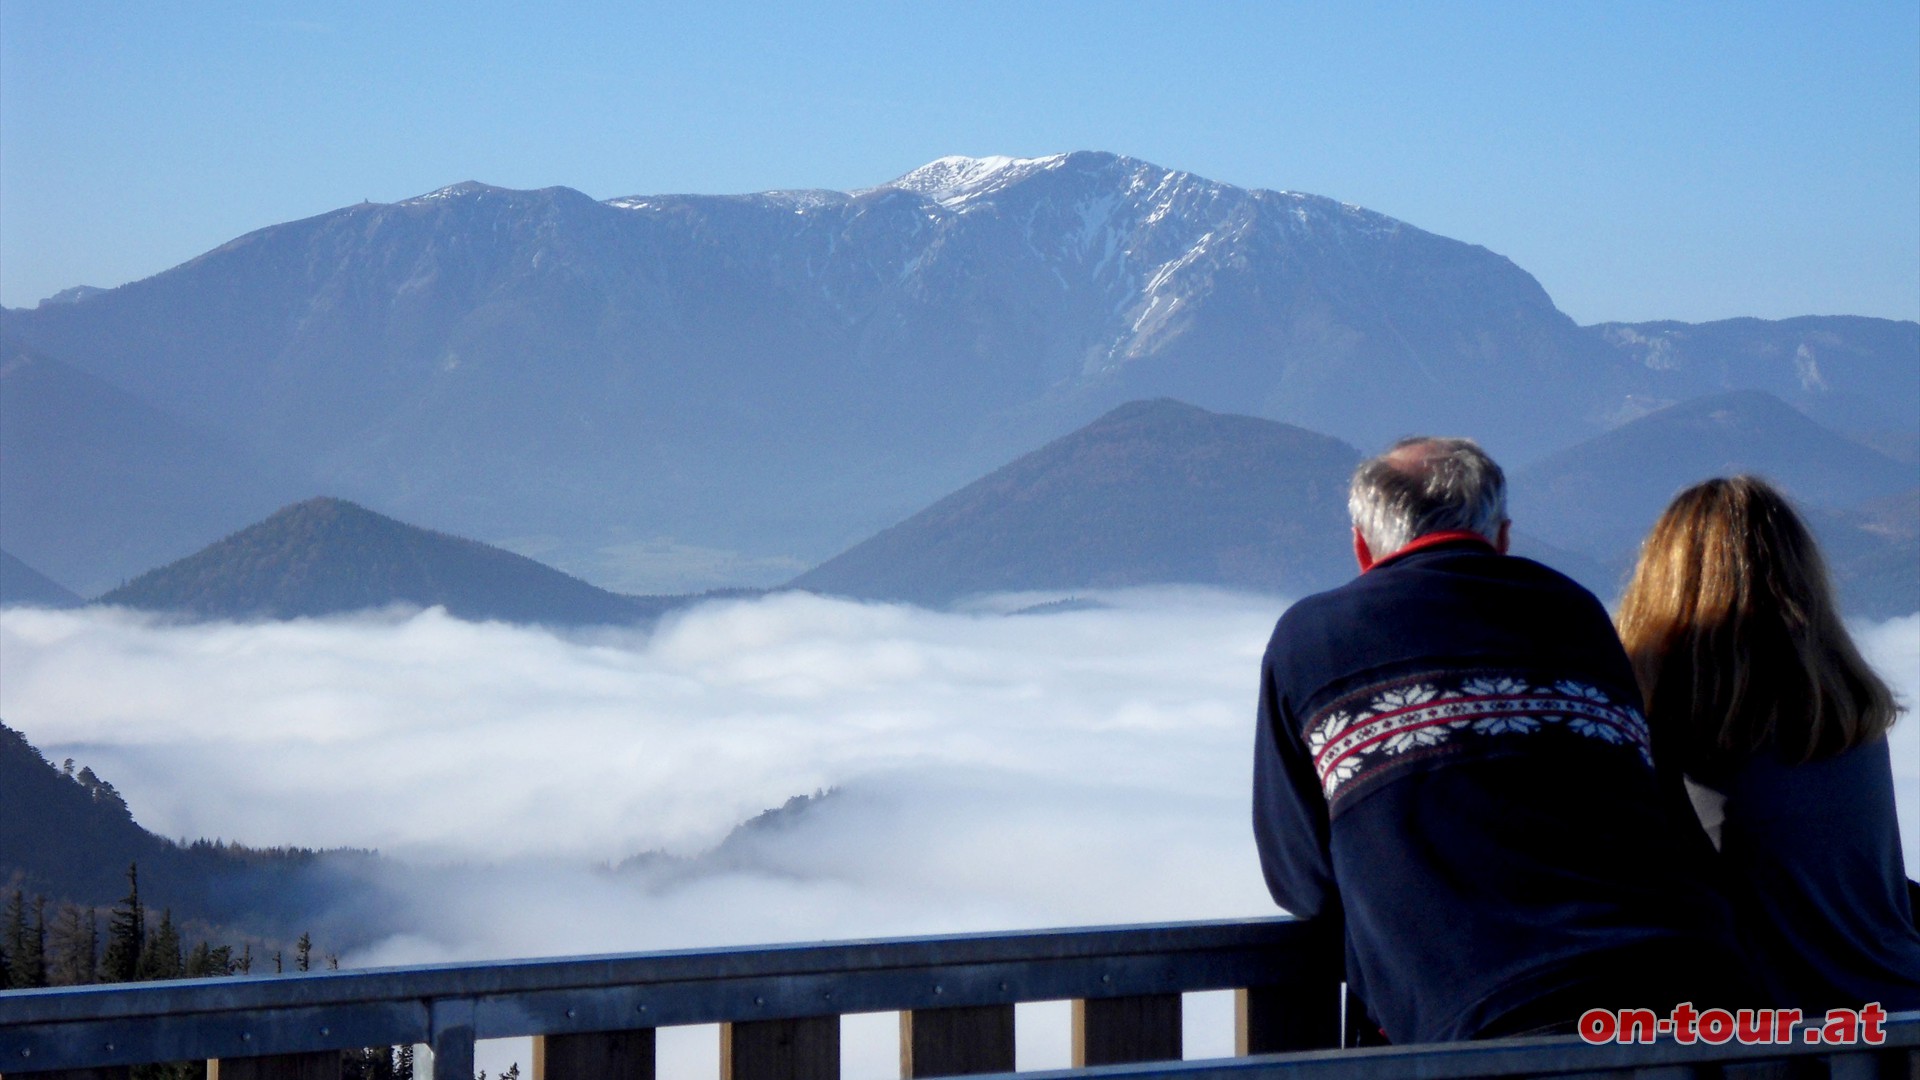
[207,1053,343,1079]
[1071,994,1181,1067]
[1235,980,1341,1054]
[719,1017,838,1080]
[428,1000,476,1080]
[899,1005,1015,1077]
[534,1030,655,1080]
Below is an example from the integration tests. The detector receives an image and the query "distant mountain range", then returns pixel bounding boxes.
[786,394,1908,612]
[6,152,1912,597]
[97,497,689,625]
[1589,317,1919,462]
[6,392,1907,621]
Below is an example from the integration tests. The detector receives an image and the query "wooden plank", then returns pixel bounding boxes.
[1235,982,1341,1054]
[1072,994,1181,1067]
[533,1029,655,1080]
[720,1017,838,1080]
[208,1052,343,1080]
[428,1000,475,1080]
[899,1005,1015,1077]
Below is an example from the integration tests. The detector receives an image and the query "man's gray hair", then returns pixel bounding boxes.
[1348,436,1508,557]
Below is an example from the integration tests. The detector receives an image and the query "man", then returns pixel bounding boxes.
[1252,437,1747,1043]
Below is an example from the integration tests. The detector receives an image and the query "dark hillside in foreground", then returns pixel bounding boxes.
[97,497,669,625]
[0,721,385,947]
[790,399,1364,604]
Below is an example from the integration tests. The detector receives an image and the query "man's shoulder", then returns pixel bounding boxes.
[1263,549,1628,689]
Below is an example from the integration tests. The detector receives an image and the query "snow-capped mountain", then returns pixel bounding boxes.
[4,153,1911,592]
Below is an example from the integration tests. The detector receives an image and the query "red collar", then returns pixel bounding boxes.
[1365,530,1498,573]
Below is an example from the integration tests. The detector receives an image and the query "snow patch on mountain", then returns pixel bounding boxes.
[401,181,505,205]
[884,154,1069,207]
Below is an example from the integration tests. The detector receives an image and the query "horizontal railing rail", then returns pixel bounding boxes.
[2,916,1342,1078]
[2,915,1914,1080]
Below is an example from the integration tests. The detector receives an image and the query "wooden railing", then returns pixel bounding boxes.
[1,917,1914,1080]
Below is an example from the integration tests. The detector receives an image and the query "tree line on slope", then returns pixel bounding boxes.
[0,863,422,1080]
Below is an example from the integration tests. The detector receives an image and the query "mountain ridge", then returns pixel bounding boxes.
[5,152,1912,596]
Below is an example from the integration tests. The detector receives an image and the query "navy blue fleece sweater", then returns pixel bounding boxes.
[1252,540,1746,1042]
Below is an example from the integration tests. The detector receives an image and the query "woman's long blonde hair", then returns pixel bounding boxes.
[1615,476,1898,776]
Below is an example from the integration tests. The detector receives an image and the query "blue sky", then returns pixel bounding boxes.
[2,1,1915,323]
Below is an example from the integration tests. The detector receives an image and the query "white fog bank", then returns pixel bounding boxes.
[4,595,1915,1077]
[1,596,1915,962]
[0,590,1289,949]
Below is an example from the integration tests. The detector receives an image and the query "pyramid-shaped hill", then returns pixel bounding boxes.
[1,548,82,608]
[789,399,1365,605]
[1511,390,1916,601]
[98,498,661,625]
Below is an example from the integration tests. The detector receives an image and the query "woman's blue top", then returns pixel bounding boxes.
[1714,736,1920,1010]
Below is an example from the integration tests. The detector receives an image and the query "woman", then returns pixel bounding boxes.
[1616,476,1920,1010]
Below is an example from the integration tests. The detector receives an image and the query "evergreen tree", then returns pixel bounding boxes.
[4,890,26,989]
[295,931,312,972]
[236,942,252,975]
[22,895,48,987]
[140,908,183,981]
[86,907,100,984]
[102,863,145,983]
[184,941,234,978]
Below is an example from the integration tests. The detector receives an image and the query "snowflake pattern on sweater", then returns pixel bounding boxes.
[1304,670,1652,811]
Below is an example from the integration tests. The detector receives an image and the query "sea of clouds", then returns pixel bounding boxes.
[3,592,1915,1074]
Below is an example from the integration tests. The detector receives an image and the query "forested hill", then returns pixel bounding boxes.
[97,497,673,625]
[0,721,383,947]
[789,399,1614,605]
